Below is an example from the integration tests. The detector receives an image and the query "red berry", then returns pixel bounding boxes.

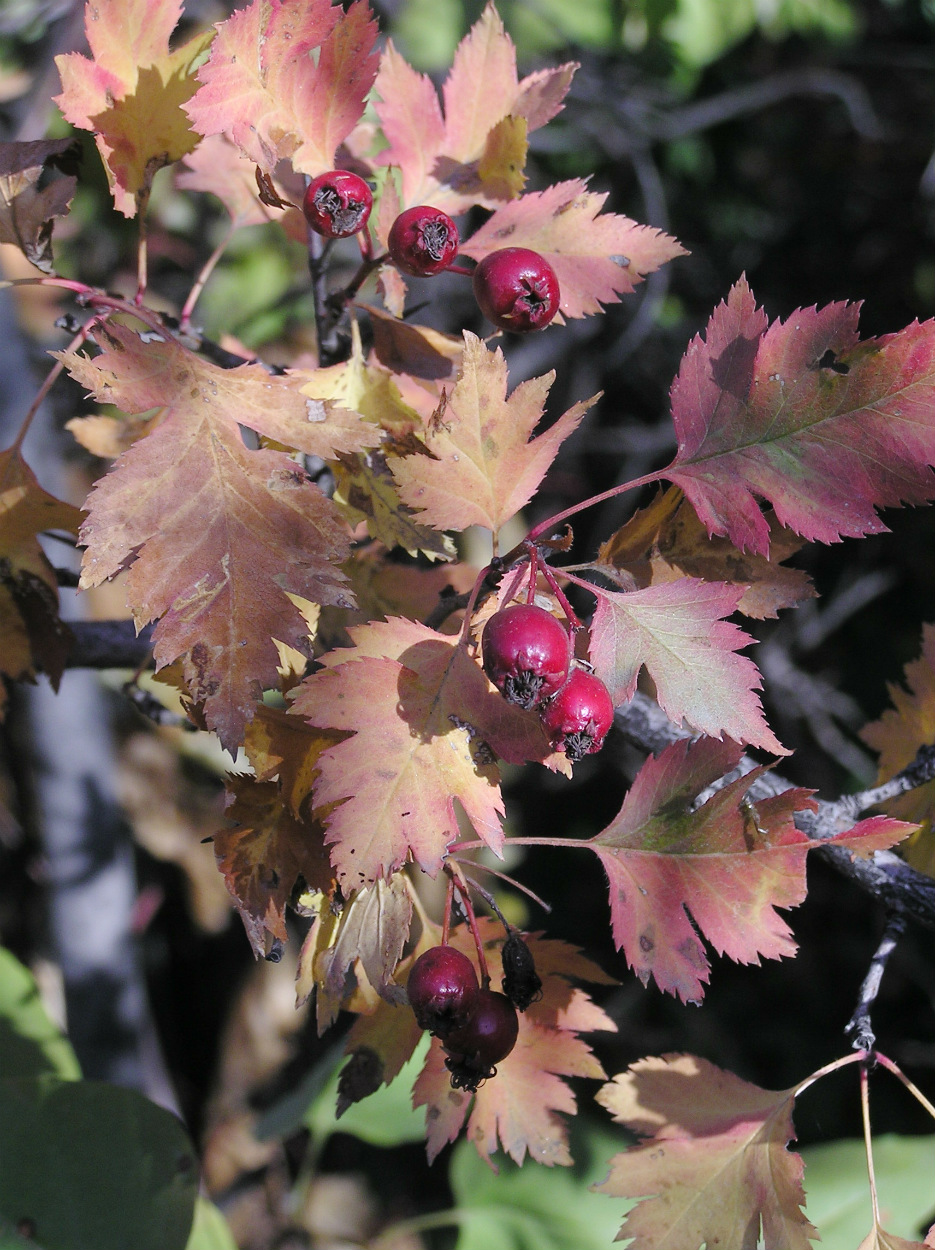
[472,247,560,332]
[443,989,519,1091]
[302,170,372,239]
[482,604,570,710]
[540,668,614,761]
[388,206,460,276]
[407,945,479,1037]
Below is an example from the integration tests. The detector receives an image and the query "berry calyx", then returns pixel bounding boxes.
[443,989,519,1091]
[472,247,560,332]
[540,667,615,761]
[302,170,373,239]
[407,945,479,1037]
[482,603,571,710]
[388,206,460,276]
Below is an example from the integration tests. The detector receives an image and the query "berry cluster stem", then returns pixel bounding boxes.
[444,863,490,987]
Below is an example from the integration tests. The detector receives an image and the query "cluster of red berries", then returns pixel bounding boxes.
[301,172,560,333]
[482,603,614,761]
[407,941,539,1092]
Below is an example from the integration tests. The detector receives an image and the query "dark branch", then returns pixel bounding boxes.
[64,619,154,669]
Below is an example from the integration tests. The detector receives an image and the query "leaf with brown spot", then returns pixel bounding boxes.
[63,325,376,748]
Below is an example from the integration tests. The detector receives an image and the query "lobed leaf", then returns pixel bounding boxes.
[0,139,76,272]
[460,179,687,318]
[185,0,378,177]
[64,326,375,748]
[667,277,935,556]
[392,332,594,534]
[290,617,557,888]
[413,922,615,1167]
[587,737,816,1001]
[595,1053,817,1250]
[587,577,784,753]
[55,0,212,216]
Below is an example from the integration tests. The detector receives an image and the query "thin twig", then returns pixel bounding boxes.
[844,911,907,1051]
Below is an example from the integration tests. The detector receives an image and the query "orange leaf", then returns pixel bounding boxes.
[63,326,376,749]
[290,617,557,889]
[391,332,594,534]
[595,1054,817,1250]
[413,921,615,1167]
[55,0,212,216]
[461,179,687,318]
[185,0,378,178]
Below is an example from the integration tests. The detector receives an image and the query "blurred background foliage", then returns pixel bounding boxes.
[1,0,934,1247]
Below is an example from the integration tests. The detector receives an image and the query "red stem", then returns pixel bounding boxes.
[523,467,667,547]
[446,865,490,986]
[441,873,454,946]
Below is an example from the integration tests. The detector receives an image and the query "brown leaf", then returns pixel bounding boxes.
[0,138,77,272]
[596,486,816,619]
[0,447,80,691]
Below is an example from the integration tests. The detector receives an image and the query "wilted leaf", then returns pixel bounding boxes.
[861,624,935,877]
[215,774,333,957]
[63,325,376,748]
[392,332,594,534]
[0,139,76,272]
[595,1053,817,1250]
[596,486,816,619]
[460,180,687,319]
[185,0,378,177]
[290,617,558,889]
[296,874,412,1031]
[413,922,615,1167]
[0,446,79,694]
[587,578,784,753]
[666,278,935,556]
[54,0,212,216]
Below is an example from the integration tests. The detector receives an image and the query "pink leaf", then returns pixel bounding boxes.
[667,277,935,556]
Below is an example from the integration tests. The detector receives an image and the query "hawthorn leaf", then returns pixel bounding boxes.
[587,577,784,753]
[477,115,528,201]
[595,1053,816,1250]
[373,5,575,210]
[332,450,455,561]
[332,547,477,639]
[392,332,594,534]
[176,132,287,228]
[824,816,917,856]
[289,617,558,889]
[413,921,615,1167]
[0,447,80,694]
[460,180,688,318]
[296,874,412,1032]
[62,325,375,749]
[185,0,379,178]
[367,306,462,382]
[54,0,212,216]
[667,277,935,557]
[0,139,76,272]
[587,737,817,1001]
[858,1229,935,1250]
[596,486,815,619]
[215,775,333,957]
[861,624,935,877]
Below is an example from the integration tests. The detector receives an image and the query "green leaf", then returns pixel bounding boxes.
[449,1123,633,1250]
[801,1134,935,1249]
[0,1077,198,1250]
[0,947,80,1081]
[184,1198,238,1250]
